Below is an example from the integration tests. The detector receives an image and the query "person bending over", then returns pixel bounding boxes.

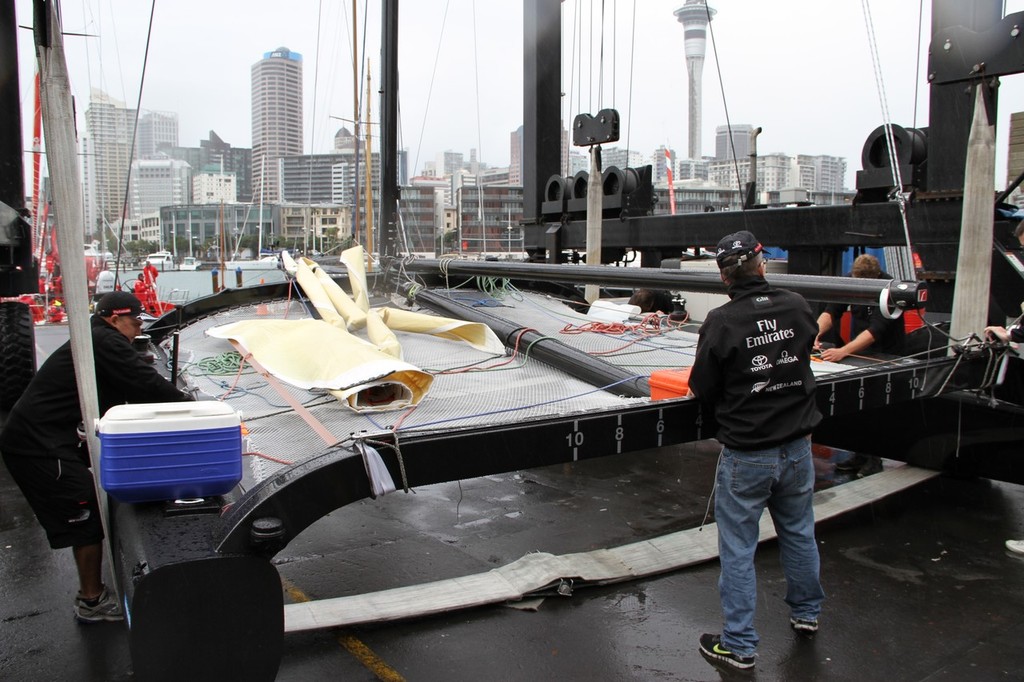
[0,291,191,623]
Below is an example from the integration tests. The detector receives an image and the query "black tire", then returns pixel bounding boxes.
[0,301,36,410]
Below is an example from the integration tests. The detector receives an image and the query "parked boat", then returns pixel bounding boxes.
[224,255,280,271]
[145,251,176,271]
[179,256,203,271]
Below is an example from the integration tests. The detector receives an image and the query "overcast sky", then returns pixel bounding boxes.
[14,0,1024,190]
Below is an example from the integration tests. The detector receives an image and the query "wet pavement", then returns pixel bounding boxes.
[3,326,1024,680]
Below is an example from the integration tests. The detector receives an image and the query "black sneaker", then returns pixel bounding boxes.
[698,633,755,670]
[790,617,819,634]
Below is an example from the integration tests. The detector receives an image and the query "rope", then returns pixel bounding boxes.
[363,436,412,493]
[860,0,916,280]
[411,0,452,178]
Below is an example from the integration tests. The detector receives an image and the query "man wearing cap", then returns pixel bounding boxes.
[688,231,824,671]
[0,291,191,623]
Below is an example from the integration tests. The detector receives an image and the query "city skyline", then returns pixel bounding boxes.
[14,0,1024,192]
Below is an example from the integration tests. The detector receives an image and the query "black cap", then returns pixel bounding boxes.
[95,291,143,318]
[715,230,763,268]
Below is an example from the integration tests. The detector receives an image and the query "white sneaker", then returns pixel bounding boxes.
[1005,539,1024,555]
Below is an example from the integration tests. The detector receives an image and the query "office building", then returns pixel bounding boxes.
[165,132,253,203]
[83,90,136,234]
[715,124,754,161]
[137,111,179,159]
[252,47,304,204]
[129,158,192,219]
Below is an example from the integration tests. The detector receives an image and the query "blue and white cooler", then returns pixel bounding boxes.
[98,401,243,503]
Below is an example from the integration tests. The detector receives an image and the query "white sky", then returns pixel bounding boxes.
[14,0,1024,190]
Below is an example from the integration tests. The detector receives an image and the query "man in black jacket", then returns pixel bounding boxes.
[689,231,825,671]
[0,291,191,623]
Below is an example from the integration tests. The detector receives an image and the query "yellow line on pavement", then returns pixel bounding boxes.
[281,576,406,681]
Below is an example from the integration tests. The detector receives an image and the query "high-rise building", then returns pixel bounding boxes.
[83,90,136,234]
[251,47,303,204]
[715,124,754,161]
[1008,112,1024,203]
[510,126,524,186]
[674,1,716,160]
[436,151,465,178]
[137,111,179,159]
[129,158,192,219]
[166,131,254,203]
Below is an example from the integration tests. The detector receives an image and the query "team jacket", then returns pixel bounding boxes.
[0,315,191,459]
[688,277,822,450]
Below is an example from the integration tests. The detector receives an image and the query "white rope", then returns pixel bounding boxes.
[861,0,917,281]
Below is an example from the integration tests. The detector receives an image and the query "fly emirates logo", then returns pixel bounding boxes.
[745,318,795,348]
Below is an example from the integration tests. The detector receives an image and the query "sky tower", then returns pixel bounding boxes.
[674,1,716,160]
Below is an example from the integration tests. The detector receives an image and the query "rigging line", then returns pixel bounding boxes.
[306,0,325,208]
[703,1,743,202]
[625,0,636,156]
[411,0,451,179]
[472,0,485,217]
[566,0,580,172]
[590,1,596,113]
[912,0,924,129]
[598,0,605,108]
[860,0,915,280]
[114,0,156,260]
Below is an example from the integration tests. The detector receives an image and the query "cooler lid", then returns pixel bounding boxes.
[98,401,240,434]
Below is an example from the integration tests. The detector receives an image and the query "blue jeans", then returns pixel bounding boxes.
[715,435,825,656]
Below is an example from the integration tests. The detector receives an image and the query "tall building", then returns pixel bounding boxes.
[129,158,192,219]
[166,131,254,203]
[436,151,465,178]
[510,126,524,186]
[715,124,754,161]
[251,47,303,204]
[1008,112,1024,204]
[83,90,136,234]
[674,1,716,160]
[137,111,179,159]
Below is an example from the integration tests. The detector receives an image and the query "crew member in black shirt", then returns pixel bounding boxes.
[816,254,905,362]
[0,291,191,623]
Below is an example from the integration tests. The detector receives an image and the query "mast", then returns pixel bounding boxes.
[379,0,400,260]
[258,155,265,256]
[352,0,361,245]
[364,62,374,265]
[33,0,114,587]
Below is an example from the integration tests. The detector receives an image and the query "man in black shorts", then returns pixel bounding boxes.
[0,291,191,623]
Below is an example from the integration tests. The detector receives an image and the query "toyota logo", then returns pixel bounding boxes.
[752,355,769,366]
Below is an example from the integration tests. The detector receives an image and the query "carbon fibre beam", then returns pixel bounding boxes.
[399,258,927,311]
